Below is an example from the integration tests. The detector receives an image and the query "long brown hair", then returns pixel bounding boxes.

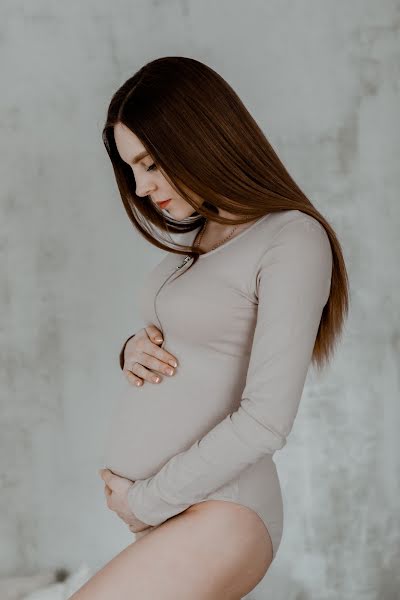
[102,56,349,371]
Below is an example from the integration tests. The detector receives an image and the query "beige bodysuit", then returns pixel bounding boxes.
[103,209,333,560]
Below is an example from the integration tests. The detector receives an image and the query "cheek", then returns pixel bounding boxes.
[161,176,176,193]
[158,171,179,193]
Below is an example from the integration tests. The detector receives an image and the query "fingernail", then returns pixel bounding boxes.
[155,337,163,342]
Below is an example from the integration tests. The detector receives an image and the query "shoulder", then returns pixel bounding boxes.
[248,210,333,303]
[256,210,332,263]
[259,209,328,240]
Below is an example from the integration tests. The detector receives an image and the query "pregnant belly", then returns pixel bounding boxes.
[103,347,248,481]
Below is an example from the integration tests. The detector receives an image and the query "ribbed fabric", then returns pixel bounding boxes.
[104,209,333,560]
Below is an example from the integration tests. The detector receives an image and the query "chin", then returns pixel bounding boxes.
[165,209,188,221]
[164,201,200,221]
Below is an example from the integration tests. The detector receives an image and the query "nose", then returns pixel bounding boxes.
[136,184,155,198]
[135,175,156,199]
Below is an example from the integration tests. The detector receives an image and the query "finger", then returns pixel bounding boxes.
[142,330,177,367]
[101,469,115,487]
[145,325,163,344]
[99,468,111,481]
[129,360,162,384]
[138,352,176,378]
[104,490,112,508]
[129,524,138,534]
[125,370,143,387]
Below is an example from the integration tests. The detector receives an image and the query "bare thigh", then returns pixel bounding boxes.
[68,500,273,600]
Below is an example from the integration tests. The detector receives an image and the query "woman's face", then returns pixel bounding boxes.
[114,122,202,220]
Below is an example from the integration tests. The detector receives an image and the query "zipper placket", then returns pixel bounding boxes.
[152,254,193,345]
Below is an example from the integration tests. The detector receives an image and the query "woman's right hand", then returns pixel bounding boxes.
[122,325,179,387]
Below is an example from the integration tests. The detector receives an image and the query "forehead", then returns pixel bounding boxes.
[114,123,146,160]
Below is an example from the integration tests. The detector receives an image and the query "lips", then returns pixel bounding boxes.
[156,199,171,209]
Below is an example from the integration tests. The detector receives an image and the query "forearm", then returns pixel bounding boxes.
[126,218,333,527]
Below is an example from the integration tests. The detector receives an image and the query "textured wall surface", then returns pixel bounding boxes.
[1,1,399,598]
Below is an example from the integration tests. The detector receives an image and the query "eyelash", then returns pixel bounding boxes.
[147,163,157,172]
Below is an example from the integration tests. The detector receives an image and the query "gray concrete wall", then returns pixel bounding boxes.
[1,1,398,598]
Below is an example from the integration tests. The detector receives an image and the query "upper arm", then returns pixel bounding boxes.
[239,216,333,444]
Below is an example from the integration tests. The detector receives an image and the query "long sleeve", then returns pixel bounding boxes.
[127,217,333,526]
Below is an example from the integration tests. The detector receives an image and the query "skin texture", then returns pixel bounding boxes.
[69,500,273,600]
[70,124,275,598]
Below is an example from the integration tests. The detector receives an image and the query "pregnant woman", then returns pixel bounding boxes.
[70,56,349,599]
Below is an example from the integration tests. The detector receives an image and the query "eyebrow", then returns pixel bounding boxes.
[130,150,150,165]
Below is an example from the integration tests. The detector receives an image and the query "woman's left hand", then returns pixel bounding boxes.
[99,468,151,533]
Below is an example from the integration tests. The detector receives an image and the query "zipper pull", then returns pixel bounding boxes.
[176,255,192,270]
